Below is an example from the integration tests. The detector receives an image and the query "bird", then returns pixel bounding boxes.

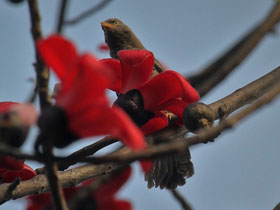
[101,18,165,75]
[101,18,194,189]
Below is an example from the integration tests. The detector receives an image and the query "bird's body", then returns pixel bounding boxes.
[101,18,194,189]
[101,18,165,75]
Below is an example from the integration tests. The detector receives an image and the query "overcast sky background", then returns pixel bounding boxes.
[0,0,280,210]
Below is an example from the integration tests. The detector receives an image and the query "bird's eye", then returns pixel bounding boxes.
[113,21,118,25]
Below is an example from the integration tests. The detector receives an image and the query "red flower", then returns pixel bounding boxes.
[0,163,36,183]
[100,50,200,134]
[0,102,38,126]
[37,35,147,151]
[26,167,132,210]
[0,101,36,182]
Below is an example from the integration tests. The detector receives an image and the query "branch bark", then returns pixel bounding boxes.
[210,65,280,119]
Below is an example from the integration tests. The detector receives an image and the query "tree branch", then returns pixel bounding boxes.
[187,1,280,97]
[209,65,280,119]
[27,0,51,110]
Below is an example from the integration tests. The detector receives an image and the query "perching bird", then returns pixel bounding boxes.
[101,18,165,75]
[101,18,194,189]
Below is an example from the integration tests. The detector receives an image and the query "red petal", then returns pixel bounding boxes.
[94,166,131,199]
[56,54,110,114]
[140,112,169,135]
[0,101,19,113]
[18,164,37,181]
[118,50,154,93]
[10,103,38,126]
[0,163,36,183]
[100,58,122,92]
[0,156,24,170]
[69,105,147,151]
[138,70,200,110]
[37,35,79,92]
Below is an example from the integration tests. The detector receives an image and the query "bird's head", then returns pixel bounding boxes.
[101,18,135,50]
[101,18,130,34]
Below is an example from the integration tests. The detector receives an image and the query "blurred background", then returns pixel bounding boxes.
[0,0,280,209]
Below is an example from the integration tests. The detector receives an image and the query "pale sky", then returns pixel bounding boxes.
[0,0,280,210]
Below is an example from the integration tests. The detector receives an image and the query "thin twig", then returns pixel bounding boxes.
[187,1,280,97]
[42,143,69,210]
[27,0,51,110]
[170,189,192,210]
[35,136,118,174]
[63,0,112,25]
[56,0,68,34]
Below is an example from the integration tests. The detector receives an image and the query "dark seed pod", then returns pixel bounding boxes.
[183,102,215,133]
[37,106,77,148]
[114,89,154,127]
[0,112,28,147]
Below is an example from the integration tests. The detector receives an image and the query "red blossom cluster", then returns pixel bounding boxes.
[101,50,200,134]
[37,35,147,151]
[0,34,199,209]
[0,102,36,183]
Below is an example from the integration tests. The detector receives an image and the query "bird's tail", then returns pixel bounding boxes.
[145,137,194,189]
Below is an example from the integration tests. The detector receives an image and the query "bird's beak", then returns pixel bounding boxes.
[101,22,115,30]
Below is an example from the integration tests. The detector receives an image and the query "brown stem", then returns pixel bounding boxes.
[188,1,280,97]
[170,189,192,210]
[27,0,51,110]
[42,143,68,210]
[56,0,68,34]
